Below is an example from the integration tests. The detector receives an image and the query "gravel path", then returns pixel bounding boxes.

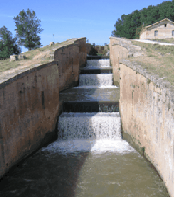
[133,39,174,46]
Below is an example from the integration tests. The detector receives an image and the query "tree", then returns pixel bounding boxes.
[112,0,174,39]
[0,26,21,59]
[14,9,43,50]
[89,46,98,56]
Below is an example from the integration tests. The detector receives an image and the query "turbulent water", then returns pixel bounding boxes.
[79,74,113,86]
[0,59,169,197]
[58,112,121,140]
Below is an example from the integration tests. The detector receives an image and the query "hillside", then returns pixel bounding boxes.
[0,39,77,76]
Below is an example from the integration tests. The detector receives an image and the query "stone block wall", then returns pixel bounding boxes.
[74,37,87,68]
[0,37,88,179]
[0,61,60,178]
[109,37,174,197]
[54,44,79,92]
[54,37,87,92]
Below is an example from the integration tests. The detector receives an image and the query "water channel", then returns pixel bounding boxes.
[0,59,169,197]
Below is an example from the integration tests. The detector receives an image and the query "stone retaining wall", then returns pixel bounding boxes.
[0,37,88,179]
[109,36,174,197]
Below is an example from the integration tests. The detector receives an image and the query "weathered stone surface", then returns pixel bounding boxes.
[0,61,60,179]
[119,64,174,197]
[10,55,17,61]
[50,42,54,46]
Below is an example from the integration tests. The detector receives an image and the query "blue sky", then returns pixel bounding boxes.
[0,0,171,52]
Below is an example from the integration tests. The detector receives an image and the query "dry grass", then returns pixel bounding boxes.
[149,38,174,43]
[129,41,174,86]
[0,39,77,74]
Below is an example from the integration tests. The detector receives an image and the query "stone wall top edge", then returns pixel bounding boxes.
[53,37,84,51]
[119,59,174,103]
[75,37,86,40]
[0,60,57,90]
[55,43,79,51]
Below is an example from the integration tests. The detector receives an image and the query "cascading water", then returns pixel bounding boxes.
[58,112,121,140]
[42,59,135,156]
[86,59,110,67]
[79,74,113,86]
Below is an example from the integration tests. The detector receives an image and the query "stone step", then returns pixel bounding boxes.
[80,67,112,74]
[62,101,119,112]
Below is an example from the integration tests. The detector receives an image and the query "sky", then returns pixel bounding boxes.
[0,0,172,53]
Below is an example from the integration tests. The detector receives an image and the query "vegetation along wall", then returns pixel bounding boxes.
[0,37,87,179]
[109,36,174,197]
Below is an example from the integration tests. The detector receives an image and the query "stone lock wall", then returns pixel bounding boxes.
[54,44,79,92]
[109,37,174,197]
[74,37,87,68]
[0,37,88,179]
[0,61,60,178]
[54,37,87,92]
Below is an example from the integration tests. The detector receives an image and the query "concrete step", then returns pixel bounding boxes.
[62,101,119,112]
[80,67,112,74]
[59,87,120,102]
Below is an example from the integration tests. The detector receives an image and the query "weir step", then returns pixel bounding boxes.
[59,88,120,103]
[63,101,119,112]
[79,74,113,86]
[58,112,121,140]
[79,67,112,74]
[86,59,110,67]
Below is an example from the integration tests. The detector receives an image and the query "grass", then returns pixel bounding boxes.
[149,38,174,43]
[0,59,20,72]
[129,40,174,86]
[0,39,77,73]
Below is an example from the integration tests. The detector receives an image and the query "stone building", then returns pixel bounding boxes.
[139,18,174,39]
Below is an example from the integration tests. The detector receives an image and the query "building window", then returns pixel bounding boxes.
[154,30,158,36]
[172,30,174,36]
[164,24,167,27]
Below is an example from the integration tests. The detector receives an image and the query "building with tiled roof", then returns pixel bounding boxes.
[140,18,174,39]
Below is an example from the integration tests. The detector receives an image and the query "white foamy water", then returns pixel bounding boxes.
[58,112,121,140]
[41,139,136,155]
[86,60,110,67]
[79,74,113,86]
[74,85,118,89]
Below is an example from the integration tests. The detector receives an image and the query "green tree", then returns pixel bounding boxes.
[112,0,174,39]
[0,26,21,59]
[14,8,43,50]
[89,46,98,56]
